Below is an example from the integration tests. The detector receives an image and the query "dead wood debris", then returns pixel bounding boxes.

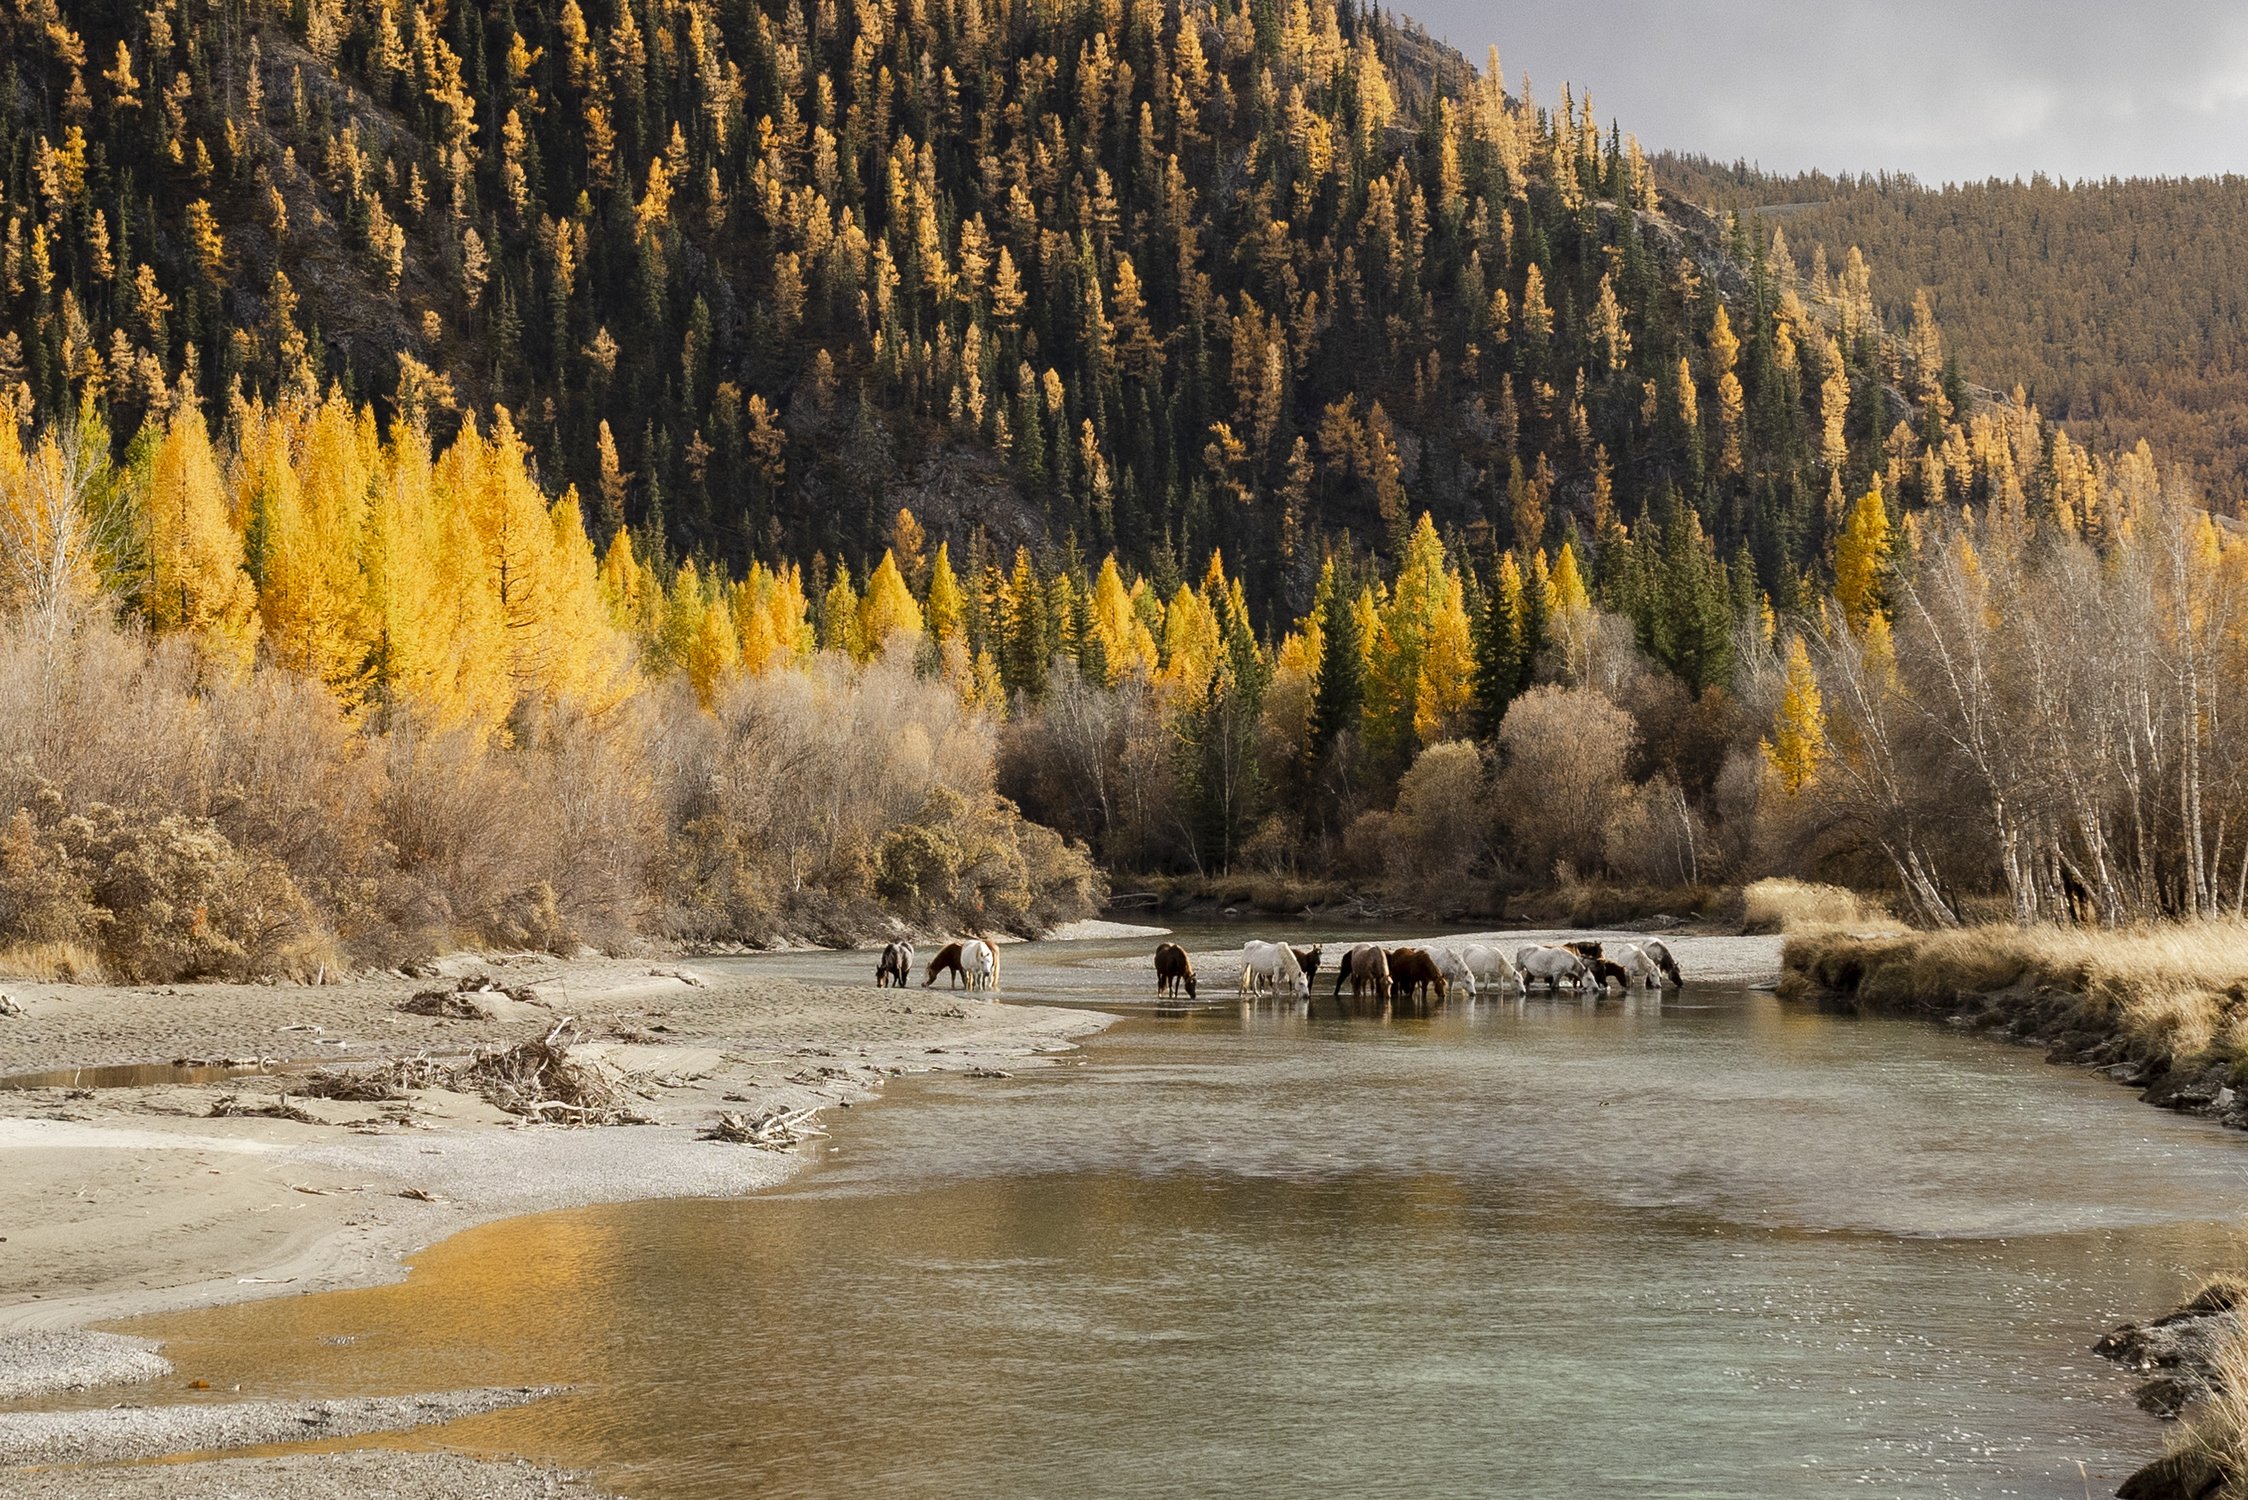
[451,1018,653,1125]
[699,1106,826,1149]
[298,1056,450,1101]
[208,1093,318,1123]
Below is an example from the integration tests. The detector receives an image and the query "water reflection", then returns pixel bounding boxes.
[125,987,2248,1499]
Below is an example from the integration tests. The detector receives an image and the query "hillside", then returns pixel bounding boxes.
[3,0,2165,623]
[1658,155,2248,513]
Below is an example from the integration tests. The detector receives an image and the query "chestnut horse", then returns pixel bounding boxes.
[1154,942,1196,999]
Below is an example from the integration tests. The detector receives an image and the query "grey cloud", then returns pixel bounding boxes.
[1398,0,2248,180]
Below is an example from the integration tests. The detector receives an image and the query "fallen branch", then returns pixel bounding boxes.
[700,1106,826,1149]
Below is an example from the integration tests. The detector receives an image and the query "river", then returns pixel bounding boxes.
[117,929,2248,1497]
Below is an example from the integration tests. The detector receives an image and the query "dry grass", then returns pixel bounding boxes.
[2157,1315,2248,1498]
[0,941,103,981]
[1784,920,2248,1072]
[1740,878,1900,936]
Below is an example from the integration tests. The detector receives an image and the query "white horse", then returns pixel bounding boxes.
[1612,943,1664,988]
[1516,944,1590,992]
[1431,946,1479,1000]
[1239,940,1308,999]
[961,938,999,992]
[1459,943,1520,990]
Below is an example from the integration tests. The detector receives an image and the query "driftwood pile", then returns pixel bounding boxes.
[399,976,508,1020]
[451,1018,652,1125]
[297,1056,451,1102]
[207,1093,317,1123]
[700,1106,826,1149]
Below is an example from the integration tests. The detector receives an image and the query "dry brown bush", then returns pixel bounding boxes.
[1493,686,1636,883]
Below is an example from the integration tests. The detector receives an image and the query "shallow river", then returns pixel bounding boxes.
[126,930,2248,1497]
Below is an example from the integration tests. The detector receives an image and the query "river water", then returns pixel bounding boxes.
[122,930,2248,1497]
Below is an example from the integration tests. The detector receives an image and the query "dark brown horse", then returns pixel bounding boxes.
[924,941,967,988]
[1336,943,1390,1001]
[1291,945,1323,986]
[1154,942,1196,999]
[876,941,914,987]
[1584,956,1630,993]
[1386,947,1449,1004]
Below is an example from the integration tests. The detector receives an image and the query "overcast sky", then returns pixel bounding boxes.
[1401,0,2248,183]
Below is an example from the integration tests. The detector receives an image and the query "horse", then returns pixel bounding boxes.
[924,941,967,988]
[875,941,914,988]
[961,938,999,992]
[1516,944,1590,992]
[1239,940,1308,999]
[1291,945,1324,986]
[1386,947,1449,1004]
[1583,956,1632,993]
[1459,942,1520,990]
[1640,939,1684,987]
[1431,945,1479,1000]
[1335,942,1391,1001]
[1154,942,1197,1000]
[1564,939,1605,961]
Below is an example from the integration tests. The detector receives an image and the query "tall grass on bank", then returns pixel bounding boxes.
[1784,922,2248,1072]
[2140,1308,2248,1500]
[1740,878,1899,935]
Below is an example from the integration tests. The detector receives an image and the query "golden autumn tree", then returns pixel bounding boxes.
[858,549,924,656]
[139,405,259,676]
[1761,633,1824,794]
[360,420,511,735]
[247,396,377,698]
[1834,476,1893,632]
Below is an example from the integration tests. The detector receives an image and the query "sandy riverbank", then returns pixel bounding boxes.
[0,953,1113,1497]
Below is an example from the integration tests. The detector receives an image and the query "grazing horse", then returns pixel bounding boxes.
[1640,939,1684,988]
[1154,942,1197,1000]
[1239,940,1307,999]
[1583,956,1632,993]
[1386,947,1449,1004]
[1460,943,1520,990]
[961,938,999,992]
[1516,944,1590,992]
[876,941,914,988]
[924,941,968,988]
[1431,945,1479,1000]
[1291,945,1324,986]
[1336,942,1391,1001]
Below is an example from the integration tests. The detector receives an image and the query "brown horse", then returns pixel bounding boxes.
[1336,943,1390,1001]
[924,941,967,988]
[876,941,914,987]
[1386,947,1449,1004]
[1154,942,1196,999]
[1291,945,1323,986]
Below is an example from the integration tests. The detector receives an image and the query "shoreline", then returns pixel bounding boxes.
[0,952,1118,1496]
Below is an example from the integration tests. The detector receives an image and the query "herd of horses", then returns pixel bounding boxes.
[879,933,1684,1004]
[1208,937,1682,1004]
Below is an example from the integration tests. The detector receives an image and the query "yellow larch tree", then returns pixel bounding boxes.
[139,405,259,677]
[360,422,511,736]
[1834,476,1892,633]
[924,542,966,645]
[1761,633,1824,794]
[250,396,377,699]
[858,549,924,656]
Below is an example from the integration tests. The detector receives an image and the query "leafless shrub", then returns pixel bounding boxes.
[1493,686,1636,883]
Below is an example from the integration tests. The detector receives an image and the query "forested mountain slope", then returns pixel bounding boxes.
[1659,156,2248,513]
[2,0,2165,625]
